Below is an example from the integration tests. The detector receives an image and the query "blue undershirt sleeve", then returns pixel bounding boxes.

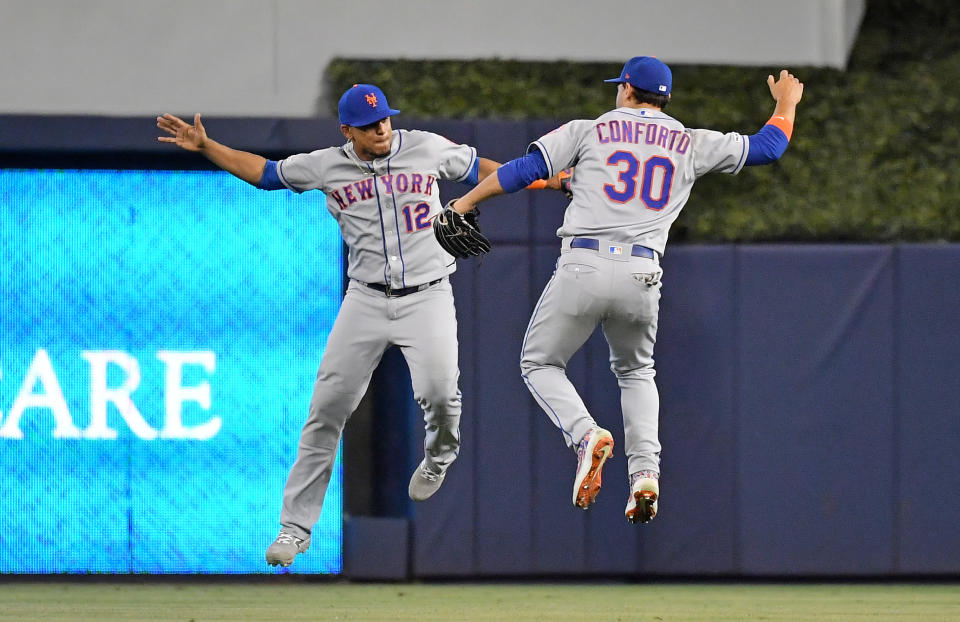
[745,124,790,166]
[256,160,285,190]
[463,158,480,186]
[497,149,550,193]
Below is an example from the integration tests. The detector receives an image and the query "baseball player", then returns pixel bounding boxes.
[158,84,530,567]
[447,58,803,524]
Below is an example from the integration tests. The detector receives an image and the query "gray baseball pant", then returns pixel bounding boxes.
[279,278,461,538]
[520,246,663,476]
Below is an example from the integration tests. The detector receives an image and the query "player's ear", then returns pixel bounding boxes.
[340,124,352,141]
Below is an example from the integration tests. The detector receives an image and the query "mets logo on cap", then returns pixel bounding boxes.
[338,83,401,126]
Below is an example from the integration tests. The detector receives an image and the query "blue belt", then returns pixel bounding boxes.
[363,278,442,297]
[569,237,656,259]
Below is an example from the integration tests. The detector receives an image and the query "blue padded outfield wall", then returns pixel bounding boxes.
[415,241,960,578]
[0,169,342,573]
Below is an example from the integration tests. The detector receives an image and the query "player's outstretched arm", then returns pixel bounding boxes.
[476,154,569,193]
[455,146,563,213]
[157,113,267,186]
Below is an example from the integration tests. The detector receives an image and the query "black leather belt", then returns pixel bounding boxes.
[363,278,443,297]
[570,237,656,259]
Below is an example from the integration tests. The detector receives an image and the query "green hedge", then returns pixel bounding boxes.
[325,0,960,242]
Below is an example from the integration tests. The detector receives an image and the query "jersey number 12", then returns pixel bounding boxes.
[402,202,431,232]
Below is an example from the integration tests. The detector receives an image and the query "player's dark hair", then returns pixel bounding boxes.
[628,87,670,110]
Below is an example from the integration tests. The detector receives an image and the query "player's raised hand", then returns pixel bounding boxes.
[767,70,804,106]
[157,113,208,152]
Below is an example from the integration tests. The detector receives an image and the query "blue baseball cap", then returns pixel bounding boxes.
[604,56,672,95]
[338,84,401,126]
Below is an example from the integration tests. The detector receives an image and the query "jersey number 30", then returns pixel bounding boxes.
[604,152,675,210]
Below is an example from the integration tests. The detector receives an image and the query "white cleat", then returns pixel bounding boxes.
[266,531,310,567]
[408,459,446,501]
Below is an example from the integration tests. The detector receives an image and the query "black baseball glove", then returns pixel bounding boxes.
[433,200,492,259]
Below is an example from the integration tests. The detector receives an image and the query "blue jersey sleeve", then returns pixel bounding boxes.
[497,149,550,193]
[745,124,790,166]
[257,160,285,190]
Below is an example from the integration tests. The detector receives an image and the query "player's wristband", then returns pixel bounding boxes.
[766,115,794,140]
[526,179,547,190]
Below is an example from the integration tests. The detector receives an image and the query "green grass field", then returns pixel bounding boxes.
[0,581,958,622]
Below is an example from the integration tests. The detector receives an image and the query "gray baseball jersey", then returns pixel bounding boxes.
[277,129,477,287]
[274,129,475,539]
[532,107,748,255]
[521,107,750,482]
